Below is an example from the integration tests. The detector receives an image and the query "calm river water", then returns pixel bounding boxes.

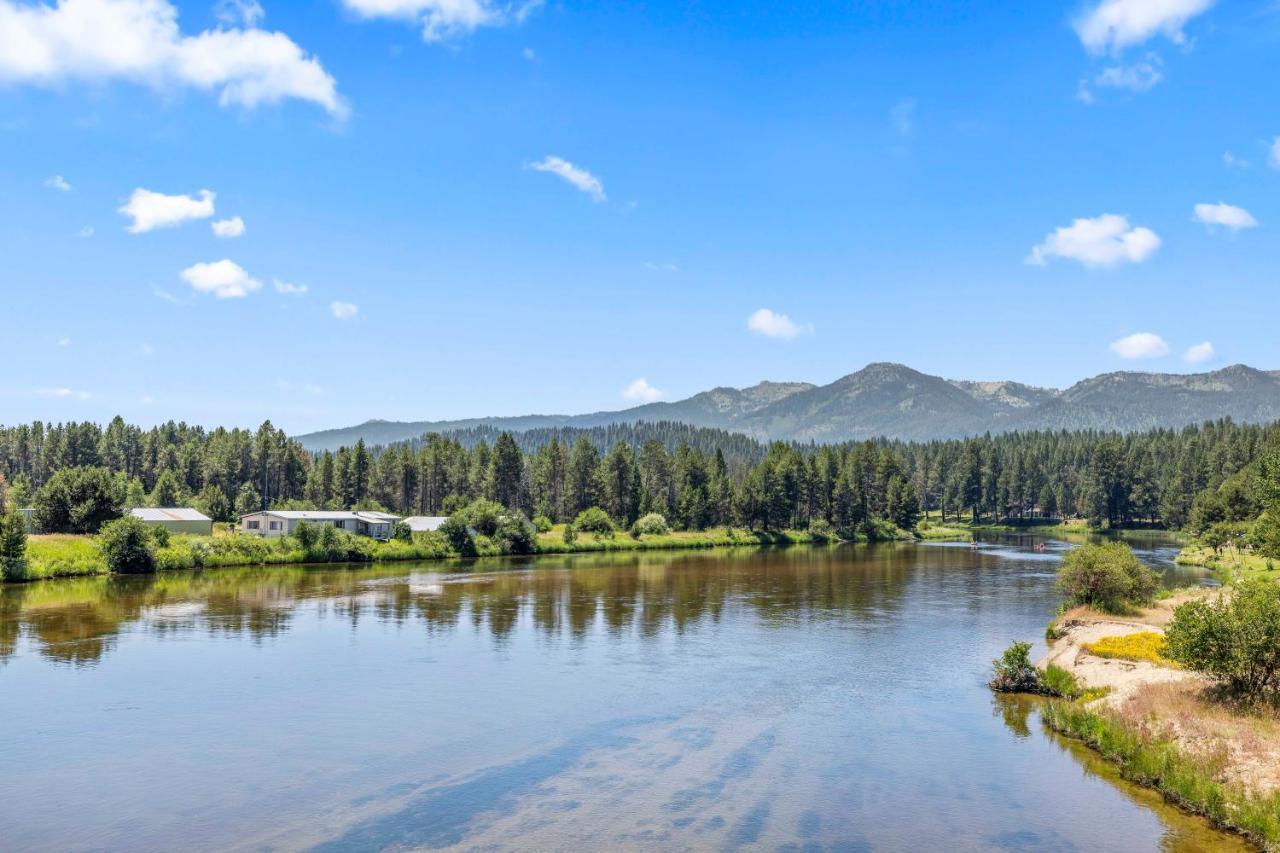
[0,535,1250,851]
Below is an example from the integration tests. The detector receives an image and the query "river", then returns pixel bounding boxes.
[0,534,1249,851]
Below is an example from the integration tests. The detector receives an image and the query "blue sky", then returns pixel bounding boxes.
[1,0,1277,433]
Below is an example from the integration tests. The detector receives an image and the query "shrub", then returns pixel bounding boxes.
[807,518,836,543]
[97,515,158,574]
[443,500,537,556]
[391,520,412,542]
[0,510,28,581]
[989,641,1041,693]
[573,507,614,535]
[1040,664,1083,699]
[631,513,669,537]
[532,515,553,533]
[562,523,578,545]
[1056,542,1160,613]
[440,515,475,556]
[1165,580,1280,699]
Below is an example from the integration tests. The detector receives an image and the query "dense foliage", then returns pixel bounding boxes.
[1165,580,1280,699]
[1056,542,1161,613]
[989,641,1041,693]
[97,515,161,574]
[4,416,1280,539]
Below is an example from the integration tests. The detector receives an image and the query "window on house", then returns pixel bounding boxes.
[247,520,260,530]
[269,521,280,531]
[333,520,345,529]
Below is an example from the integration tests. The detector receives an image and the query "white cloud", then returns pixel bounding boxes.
[530,155,605,202]
[43,174,71,191]
[1270,137,1280,170]
[622,377,665,403]
[747,308,811,340]
[890,98,916,135]
[273,278,307,295]
[77,225,94,237]
[56,336,71,347]
[1026,214,1160,268]
[211,215,245,237]
[215,0,264,27]
[330,300,358,319]
[644,261,678,272]
[1094,55,1162,91]
[1110,332,1170,359]
[180,259,262,298]
[302,382,324,396]
[1075,0,1215,53]
[1223,151,1250,170]
[1184,341,1215,364]
[340,0,539,42]
[37,387,91,400]
[521,46,535,61]
[120,188,215,233]
[152,285,181,304]
[1193,202,1258,232]
[0,0,345,116]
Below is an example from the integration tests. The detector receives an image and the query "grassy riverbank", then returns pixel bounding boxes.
[1036,593,1280,849]
[14,526,835,583]
[1176,544,1278,583]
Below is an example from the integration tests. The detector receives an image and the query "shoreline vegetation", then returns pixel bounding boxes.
[992,542,1280,849]
[10,522,915,585]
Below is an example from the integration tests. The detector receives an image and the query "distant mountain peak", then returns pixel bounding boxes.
[295,363,1280,451]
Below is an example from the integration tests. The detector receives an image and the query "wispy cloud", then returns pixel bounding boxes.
[1027,214,1159,268]
[1193,202,1258,232]
[43,174,71,192]
[530,156,606,202]
[1110,332,1170,359]
[644,262,678,273]
[622,377,665,403]
[330,300,358,320]
[36,387,91,400]
[340,0,541,42]
[1270,136,1280,170]
[1223,151,1251,170]
[747,308,812,340]
[1184,341,1215,364]
[273,278,308,295]
[890,98,916,136]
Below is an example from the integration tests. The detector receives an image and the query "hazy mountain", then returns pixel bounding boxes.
[295,363,1280,451]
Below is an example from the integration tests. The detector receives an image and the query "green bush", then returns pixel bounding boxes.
[562,523,578,545]
[96,515,158,574]
[391,520,412,542]
[1056,542,1160,613]
[439,515,475,556]
[1165,579,1280,699]
[574,507,615,535]
[989,641,1041,693]
[1040,664,1082,699]
[807,518,836,542]
[631,513,669,537]
[532,515,553,533]
[33,466,122,534]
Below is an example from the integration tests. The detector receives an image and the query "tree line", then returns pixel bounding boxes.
[1,415,1277,536]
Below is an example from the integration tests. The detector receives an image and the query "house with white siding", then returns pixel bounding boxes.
[237,510,399,540]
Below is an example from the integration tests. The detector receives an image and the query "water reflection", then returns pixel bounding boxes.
[0,537,1247,852]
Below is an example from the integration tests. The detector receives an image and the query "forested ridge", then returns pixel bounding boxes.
[1,416,1279,538]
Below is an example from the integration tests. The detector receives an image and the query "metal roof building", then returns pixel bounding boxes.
[128,507,214,535]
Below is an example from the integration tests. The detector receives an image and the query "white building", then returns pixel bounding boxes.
[401,516,448,533]
[238,510,399,540]
[129,507,213,535]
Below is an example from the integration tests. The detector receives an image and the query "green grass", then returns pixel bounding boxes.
[1041,699,1280,847]
[8,525,836,583]
[1176,544,1279,583]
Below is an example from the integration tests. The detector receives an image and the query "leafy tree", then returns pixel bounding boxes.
[97,515,158,574]
[574,506,614,535]
[193,484,231,522]
[1055,542,1160,613]
[122,477,147,510]
[33,466,122,533]
[149,470,184,507]
[234,482,261,517]
[1165,580,1280,699]
[0,510,28,581]
[631,512,669,537]
[531,514,553,533]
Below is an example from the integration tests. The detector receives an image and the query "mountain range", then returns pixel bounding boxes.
[296,363,1280,452]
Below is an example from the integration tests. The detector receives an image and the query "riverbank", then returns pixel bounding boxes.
[1176,544,1278,583]
[14,526,850,584]
[918,515,1172,542]
[1037,594,1280,848]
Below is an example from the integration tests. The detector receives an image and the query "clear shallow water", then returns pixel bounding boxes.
[0,536,1247,852]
